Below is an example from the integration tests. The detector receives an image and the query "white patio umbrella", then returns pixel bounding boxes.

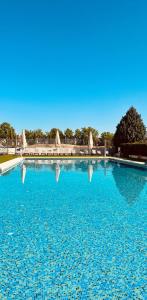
[88,164,93,182]
[88,131,93,149]
[55,129,61,146]
[21,164,26,184]
[55,164,60,182]
[22,129,27,148]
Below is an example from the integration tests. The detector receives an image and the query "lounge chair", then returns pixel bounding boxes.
[46,149,53,156]
[64,149,71,156]
[84,150,89,155]
[58,148,63,155]
[92,149,96,155]
[24,149,30,155]
[41,149,47,156]
[34,149,40,156]
[52,148,58,156]
[96,150,101,156]
[71,149,76,155]
[79,150,85,156]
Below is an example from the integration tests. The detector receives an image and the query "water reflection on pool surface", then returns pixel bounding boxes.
[0,159,146,299]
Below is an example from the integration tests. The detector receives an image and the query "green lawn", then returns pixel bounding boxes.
[0,155,18,164]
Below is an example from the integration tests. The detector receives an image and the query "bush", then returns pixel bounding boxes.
[121,143,147,157]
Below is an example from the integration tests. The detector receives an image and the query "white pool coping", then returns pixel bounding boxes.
[0,156,147,174]
[0,157,24,174]
[110,157,147,169]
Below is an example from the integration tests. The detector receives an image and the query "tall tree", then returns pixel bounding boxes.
[75,129,82,144]
[75,127,99,145]
[25,129,46,140]
[100,132,114,146]
[25,130,35,140]
[113,107,146,147]
[0,122,16,139]
[81,127,99,145]
[64,128,74,139]
[33,129,45,139]
[49,128,64,139]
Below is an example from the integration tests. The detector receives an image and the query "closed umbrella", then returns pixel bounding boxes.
[88,131,93,149]
[55,129,61,146]
[22,129,27,148]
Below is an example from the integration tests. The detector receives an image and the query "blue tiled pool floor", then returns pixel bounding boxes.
[0,160,146,299]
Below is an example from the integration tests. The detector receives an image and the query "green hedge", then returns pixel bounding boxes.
[121,143,147,157]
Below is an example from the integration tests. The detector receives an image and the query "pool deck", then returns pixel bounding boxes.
[0,156,147,173]
[0,157,24,174]
[110,157,147,169]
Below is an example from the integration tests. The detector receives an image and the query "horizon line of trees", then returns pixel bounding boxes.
[0,123,114,146]
[0,106,146,147]
[25,127,114,145]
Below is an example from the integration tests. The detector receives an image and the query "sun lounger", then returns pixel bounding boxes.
[64,149,71,156]
[96,150,101,155]
[24,149,34,155]
[92,149,96,155]
[84,150,89,155]
[34,149,40,156]
[47,149,53,155]
[52,148,58,156]
[41,149,47,156]
[71,149,76,155]
[79,150,85,155]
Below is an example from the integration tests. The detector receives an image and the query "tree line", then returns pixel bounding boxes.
[0,107,146,147]
[25,127,113,145]
[0,123,113,146]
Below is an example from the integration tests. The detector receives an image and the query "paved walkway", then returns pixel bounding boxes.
[0,157,23,173]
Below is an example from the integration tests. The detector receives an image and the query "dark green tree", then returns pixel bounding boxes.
[113,107,146,147]
[25,129,46,140]
[75,127,99,145]
[75,129,82,144]
[25,130,35,140]
[100,132,114,146]
[64,128,74,139]
[81,127,99,145]
[49,128,64,139]
[48,128,57,139]
[0,122,16,139]
[33,129,45,139]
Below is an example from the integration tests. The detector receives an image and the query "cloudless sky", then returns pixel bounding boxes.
[0,0,147,134]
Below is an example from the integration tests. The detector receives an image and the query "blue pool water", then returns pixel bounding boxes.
[0,159,146,299]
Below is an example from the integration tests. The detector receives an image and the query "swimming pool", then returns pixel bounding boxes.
[0,159,146,299]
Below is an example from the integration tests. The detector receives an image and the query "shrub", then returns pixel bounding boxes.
[121,143,147,157]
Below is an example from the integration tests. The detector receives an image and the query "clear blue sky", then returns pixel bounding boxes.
[0,0,147,134]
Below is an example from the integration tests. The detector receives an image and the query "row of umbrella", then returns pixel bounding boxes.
[22,129,94,148]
